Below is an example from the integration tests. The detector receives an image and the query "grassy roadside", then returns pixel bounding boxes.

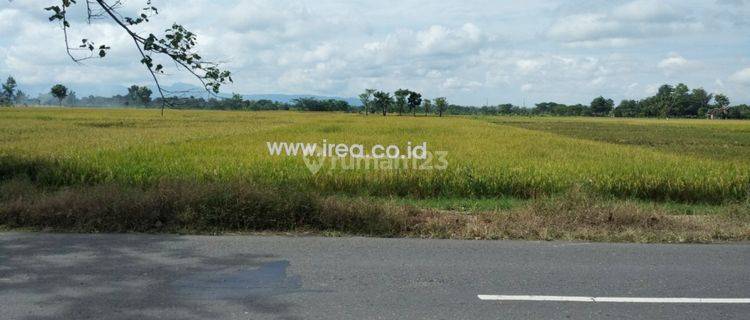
[1,178,747,243]
[370,194,748,217]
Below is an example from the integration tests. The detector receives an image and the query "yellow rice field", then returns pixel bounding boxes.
[1,107,748,203]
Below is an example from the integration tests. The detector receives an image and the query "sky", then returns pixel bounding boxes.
[1,0,750,106]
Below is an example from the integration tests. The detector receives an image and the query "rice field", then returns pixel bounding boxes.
[1,107,749,204]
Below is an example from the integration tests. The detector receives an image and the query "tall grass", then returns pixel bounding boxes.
[1,178,746,242]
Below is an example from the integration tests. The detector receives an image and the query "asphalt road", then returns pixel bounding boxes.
[1,232,748,319]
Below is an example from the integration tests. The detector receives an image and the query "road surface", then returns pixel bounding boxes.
[1,232,748,319]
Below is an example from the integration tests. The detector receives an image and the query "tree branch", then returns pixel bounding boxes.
[45,0,232,115]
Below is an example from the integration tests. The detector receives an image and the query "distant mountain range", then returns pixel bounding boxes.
[18,82,362,106]
[239,94,361,106]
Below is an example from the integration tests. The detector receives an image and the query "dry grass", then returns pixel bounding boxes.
[1,179,747,242]
[458,189,750,242]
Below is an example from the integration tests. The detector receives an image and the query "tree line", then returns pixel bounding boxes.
[421,83,750,119]
[0,78,354,112]
[1,77,748,119]
[359,89,449,117]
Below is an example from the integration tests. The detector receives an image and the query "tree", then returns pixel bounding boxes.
[291,98,349,112]
[407,91,422,116]
[497,103,514,115]
[422,98,432,115]
[137,86,152,106]
[373,91,393,116]
[614,99,639,117]
[358,89,375,116]
[590,96,614,117]
[714,94,730,109]
[690,88,712,117]
[50,84,69,106]
[727,104,750,119]
[227,93,244,110]
[126,85,153,106]
[671,83,690,117]
[394,89,410,116]
[37,1,232,114]
[655,84,674,117]
[1,76,17,106]
[15,90,28,105]
[435,97,448,117]
[534,102,569,115]
[708,94,730,119]
[63,90,78,105]
[126,86,138,105]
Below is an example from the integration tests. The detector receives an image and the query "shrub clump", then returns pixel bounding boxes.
[0,179,415,235]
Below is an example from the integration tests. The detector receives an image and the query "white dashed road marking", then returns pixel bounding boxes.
[478,295,750,304]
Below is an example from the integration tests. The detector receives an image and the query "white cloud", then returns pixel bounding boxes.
[645,83,661,95]
[589,76,606,87]
[0,9,22,37]
[415,23,485,54]
[547,0,704,48]
[362,23,488,60]
[515,59,545,74]
[657,53,698,75]
[0,0,747,105]
[442,77,482,91]
[729,67,750,85]
[658,55,688,69]
[547,14,622,43]
[625,82,640,95]
[614,0,680,21]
